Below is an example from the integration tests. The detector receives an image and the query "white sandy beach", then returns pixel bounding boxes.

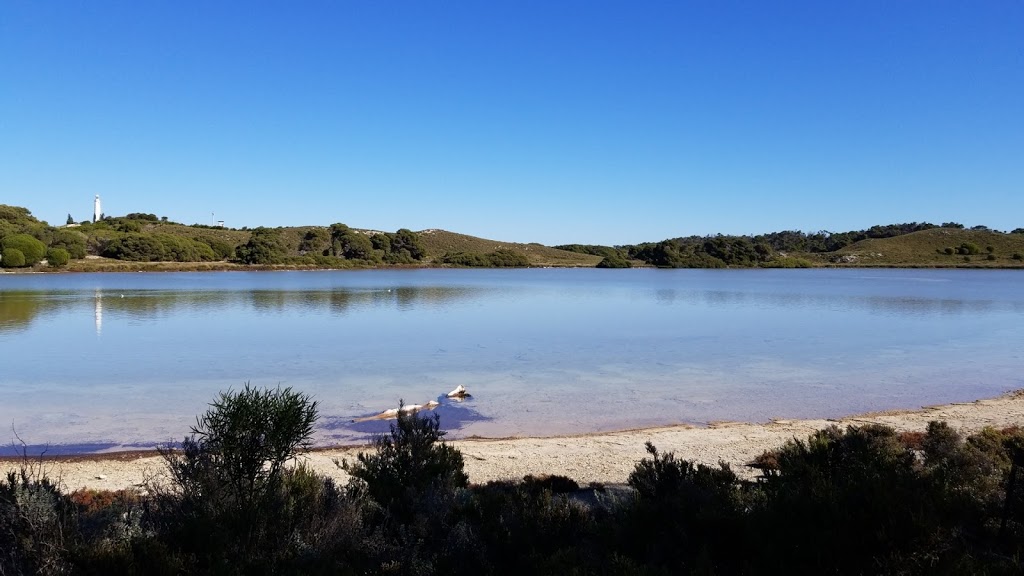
[6,390,1024,494]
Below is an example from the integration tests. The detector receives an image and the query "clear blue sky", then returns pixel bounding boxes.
[2,1,1022,245]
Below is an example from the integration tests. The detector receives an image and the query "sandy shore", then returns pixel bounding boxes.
[6,390,1024,493]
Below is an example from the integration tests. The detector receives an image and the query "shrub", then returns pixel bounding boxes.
[0,464,78,575]
[155,385,319,571]
[1013,253,1023,261]
[102,233,168,261]
[46,248,70,267]
[944,247,955,255]
[50,229,88,259]
[958,242,980,255]
[198,236,236,260]
[343,406,468,513]
[0,233,46,265]
[987,253,997,261]
[596,254,632,268]
[986,245,995,253]
[1,247,25,267]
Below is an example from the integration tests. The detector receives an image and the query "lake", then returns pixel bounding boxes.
[1,268,1022,455]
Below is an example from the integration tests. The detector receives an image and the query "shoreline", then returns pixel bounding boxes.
[6,389,1023,492]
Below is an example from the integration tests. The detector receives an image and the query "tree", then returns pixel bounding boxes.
[235,227,286,264]
[328,223,376,261]
[46,248,70,267]
[197,236,235,260]
[102,233,168,261]
[49,230,87,259]
[0,234,47,265]
[298,228,329,255]
[66,214,74,225]
[390,228,426,260]
[1,248,25,268]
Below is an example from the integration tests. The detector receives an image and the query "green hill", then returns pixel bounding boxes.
[827,228,1024,267]
[416,229,602,266]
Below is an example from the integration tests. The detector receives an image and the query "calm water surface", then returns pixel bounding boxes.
[1,268,1022,454]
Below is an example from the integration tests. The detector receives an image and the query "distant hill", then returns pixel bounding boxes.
[826,228,1024,267]
[416,229,602,267]
[2,203,1021,271]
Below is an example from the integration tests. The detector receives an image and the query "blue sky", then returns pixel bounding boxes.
[2,1,1022,245]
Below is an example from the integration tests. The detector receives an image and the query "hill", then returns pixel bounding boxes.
[416,229,601,267]
[826,228,1024,267]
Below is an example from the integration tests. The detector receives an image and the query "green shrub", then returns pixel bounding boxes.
[958,242,980,255]
[987,253,997,261]
[102,233,168,261]
[986,245,995,253]
[236,227,287,264]
[46,248,70,267]
[441,249,530,267]
[343,406,468,513]
[198,236,236,260]
[1013,253,1023,261]
[0,233,46,265]
[762,256,814,268]
[596,254,632,268]
[1,247,25,267]
[944,247,955,255]
[155,385,319,571]
[50,229,88,259]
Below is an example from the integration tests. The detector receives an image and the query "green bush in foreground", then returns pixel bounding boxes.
[343,405,468,515]
[153,385,319,573]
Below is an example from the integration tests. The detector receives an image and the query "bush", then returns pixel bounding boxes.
[1,247,25,267]
[0,464,78,575]
[1013,253,1023,261]
[102,233,168,261]
[958,242,980,255]
[198,236,236,260]
[944,247,955,255]
[343,406,468,514]
[50,229,88,259]
[596,254,632,268]
[0,233,46,265]
[46,247,70,267]
[155,385,319,571]
[987,253,997,261]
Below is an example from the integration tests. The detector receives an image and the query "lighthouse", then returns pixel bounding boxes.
[93,195,101,223]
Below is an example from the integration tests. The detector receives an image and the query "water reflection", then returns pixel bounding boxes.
[1,285,491,331]
[94,290,102,336]
[652,288,1017,316]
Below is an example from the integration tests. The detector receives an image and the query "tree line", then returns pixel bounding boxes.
[559,222,1024,269]
[0,205,431,269]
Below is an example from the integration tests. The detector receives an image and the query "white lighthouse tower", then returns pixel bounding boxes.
[93,195,101,223]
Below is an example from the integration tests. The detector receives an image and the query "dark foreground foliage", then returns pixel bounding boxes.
[4,389,1024,575]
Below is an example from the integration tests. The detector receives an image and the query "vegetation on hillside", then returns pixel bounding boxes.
[3,386,1024,574]
[2,203,1021,270]
[559,222,1024,269]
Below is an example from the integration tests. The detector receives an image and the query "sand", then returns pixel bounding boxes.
[5,390,1024,493]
